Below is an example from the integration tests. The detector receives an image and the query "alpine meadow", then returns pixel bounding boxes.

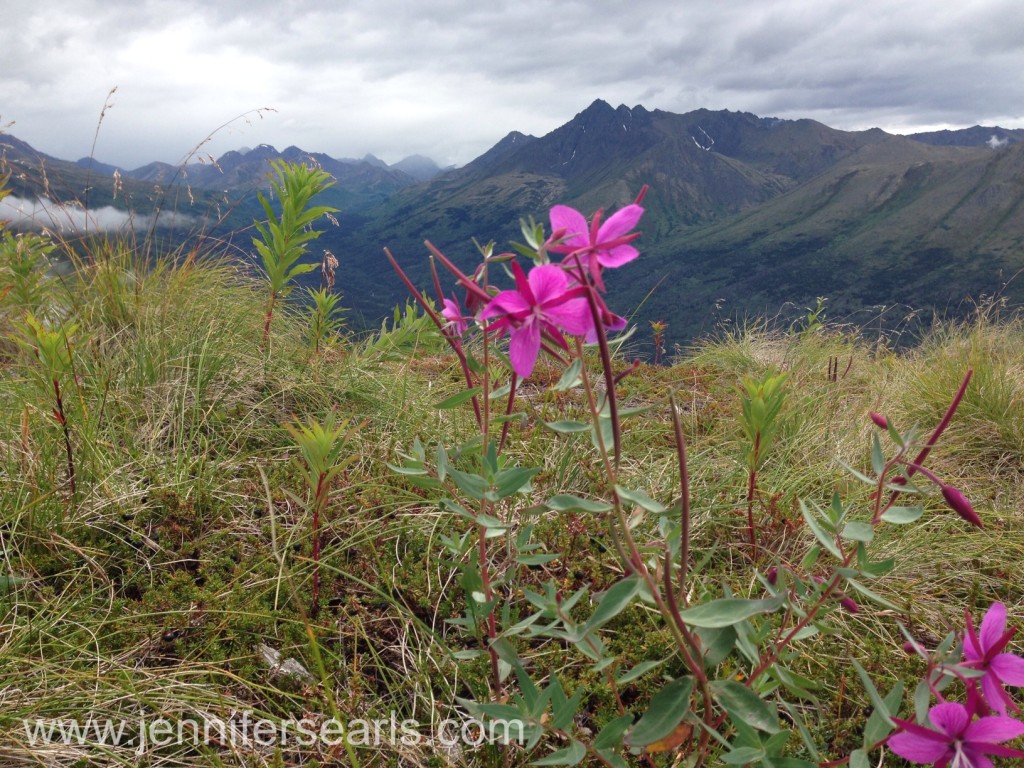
[3,99,1024,768]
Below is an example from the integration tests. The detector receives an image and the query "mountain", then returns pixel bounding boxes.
[908,126,1024,148]
[392,154,446,182]
[325,100,1024,336]
[0,135,435,223]
[5,103,1024,350]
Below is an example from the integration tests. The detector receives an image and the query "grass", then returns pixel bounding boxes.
[2,216,1024,767]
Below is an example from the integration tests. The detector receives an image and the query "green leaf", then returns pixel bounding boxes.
[615,486,667,513]
[914,679,931,721]
[864,682,903,747]
[516,553,559,566]
[881,505,924,524]
[679,596,785,629]
[799,500,842,560]
[851,659,893,722]
[544,420,591,434]
[545,494,612,513]
[0,575,24,593]
[625,676,694,748]
[721,746,765,765]
[711,680,780,734]
[593,714,635,749]
[581,576,642,636]
[457,699,522,722]
[849,749,870,768]
[837,460,878,486]
[488,382,512,400]
[435,387,482,410]
[447,467,489,500]
[494,466,539,498]
[594,750,628,768]
[844,577,899,611]
[870,433,885,476]
[533,740,586,766]
[552,359,583,391]
[385,462,428,476]
[616,658,667,685]
[590,414,614,453]
[695,625,737,667]
[841,521,874,543]
[435,444,448,483]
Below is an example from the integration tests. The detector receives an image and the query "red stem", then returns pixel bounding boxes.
[746,433,761,557]
[53,378,76,500]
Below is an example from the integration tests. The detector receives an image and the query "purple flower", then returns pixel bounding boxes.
[480,262,592,378]
[870,411,889,429]
[441,296,469,337]
[965,602,1024,715]
[890,701,1024,767]
[549,204,643,291]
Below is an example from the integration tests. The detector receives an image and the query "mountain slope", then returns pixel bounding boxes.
[6,103,1024,350]
[321,101,1024,336]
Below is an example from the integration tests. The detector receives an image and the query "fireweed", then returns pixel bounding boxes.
[385,192,1020,767]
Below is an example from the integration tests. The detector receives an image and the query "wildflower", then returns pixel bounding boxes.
[889,701,1024,767]
[480,262,591,378]
[942,485,983,529]
[441,296,469,337]
[964,602,1024,715]
[549,203,643,291]
[870,411,888,429]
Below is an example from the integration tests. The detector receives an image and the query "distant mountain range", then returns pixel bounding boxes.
[4,102,1024,350]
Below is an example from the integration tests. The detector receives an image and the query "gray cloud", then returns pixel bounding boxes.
[2,0,1023,169]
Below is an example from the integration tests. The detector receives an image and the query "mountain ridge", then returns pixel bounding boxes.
[4,101,1023,348]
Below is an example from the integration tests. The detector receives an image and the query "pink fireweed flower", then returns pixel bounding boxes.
[549,203,643,292]
[889,700,1024,767]
[964,602,1024,715]
[480,262,592,378]
[441,296,469,337]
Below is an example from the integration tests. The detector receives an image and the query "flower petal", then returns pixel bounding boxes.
[929,702,970,738]
[598,243,640,268]
[981,673,1014,716]
[992,653,1024,686]
[545,298,593,338]
[481,289,530,319]
[526,264,571,305]
[981,603,1009,652]
[964,714,1024,745]
[596,204,643,241]
[888,731,952,763]
[962,755,995,768]
[549,205,589,248]
[507,321,541,378]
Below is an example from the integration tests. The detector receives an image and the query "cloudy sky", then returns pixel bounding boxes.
[2,0,1021,169]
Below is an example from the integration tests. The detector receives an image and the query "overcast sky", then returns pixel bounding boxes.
[3,0,1022,170]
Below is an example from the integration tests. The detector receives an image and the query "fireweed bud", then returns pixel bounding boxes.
[902,639,928,657]
[942,485,983,528]
[766,566,779,586]
[840,596,860,614]
[870,411,889,429]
